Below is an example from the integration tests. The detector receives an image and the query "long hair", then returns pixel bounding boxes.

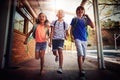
[36,12,49,25]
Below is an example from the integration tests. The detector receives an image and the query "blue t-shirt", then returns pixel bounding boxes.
[70,16,90,41]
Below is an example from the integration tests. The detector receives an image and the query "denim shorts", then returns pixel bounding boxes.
[75,39,87,56]
[52,39,64,51]
[35,42,47,52]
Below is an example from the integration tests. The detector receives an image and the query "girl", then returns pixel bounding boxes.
[24,13,49,75]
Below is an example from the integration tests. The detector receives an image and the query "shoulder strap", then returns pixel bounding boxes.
[54,20,66,30]
[73,17,78,28]
[71,17,78,35]
[32,24,38,38]
[45,27,49,36]
[63,21,65,30]
[83,16,88,27]
[54,20,57,27]
[83,16,89,37]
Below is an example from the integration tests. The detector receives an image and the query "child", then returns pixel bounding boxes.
[24,12,49,75]
[49,9,69,74]
[70,6,95,76]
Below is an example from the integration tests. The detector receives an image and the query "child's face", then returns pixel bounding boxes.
[76,9,84,17]
[57,10,64,19]
[38,13,46,23]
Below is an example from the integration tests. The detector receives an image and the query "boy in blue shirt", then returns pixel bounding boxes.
[70,6,95,76]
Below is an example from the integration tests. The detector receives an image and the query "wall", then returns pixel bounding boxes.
[11,30,35,65]
[102,28,120,49]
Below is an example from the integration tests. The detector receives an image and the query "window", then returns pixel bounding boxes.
[28,21,33,32]
[14,11,24,33]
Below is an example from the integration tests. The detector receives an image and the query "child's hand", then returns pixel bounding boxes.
[84,14,89,18]
[71,36,74,42]
[24,40,27,45]
[65,36,68,40]
[48,42,52,47]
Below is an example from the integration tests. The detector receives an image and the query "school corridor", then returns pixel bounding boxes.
[0,50,120,80]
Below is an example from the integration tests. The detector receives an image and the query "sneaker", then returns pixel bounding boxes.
[82,69,86,74]
[57,67,63,74]
[55,56,58,62]
[40,70,45,76]
[79,70,85,77]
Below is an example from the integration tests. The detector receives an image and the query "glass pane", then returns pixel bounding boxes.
[14,11,24,33]
[28,21,33,32]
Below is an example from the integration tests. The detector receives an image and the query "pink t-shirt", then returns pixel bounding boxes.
[35,25,47,42]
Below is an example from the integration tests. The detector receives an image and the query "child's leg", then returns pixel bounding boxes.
[53,50,58,62]
[35,52,39,59]
[39,50,45,73]
[53,50,58,57]
[77,55,83,72]
[58,48,63,68]
[35,42,40,59]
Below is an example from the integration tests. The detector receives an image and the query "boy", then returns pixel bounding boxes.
[70,6,95,76]
[49,9,69,74]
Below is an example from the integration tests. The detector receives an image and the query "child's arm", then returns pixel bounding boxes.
[24,29,33,44]
[70,26,74,42]
[65,30,69,40]
[48,26,53,47]
[85,14,95,29]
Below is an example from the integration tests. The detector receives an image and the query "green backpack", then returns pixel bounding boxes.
[27,24,49,42]
[26,24,49,53]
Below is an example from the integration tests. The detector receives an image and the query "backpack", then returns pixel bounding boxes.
[32,24,49,39]
[54,20,66,30]
[26,24,49,54]
[32,24,38,38]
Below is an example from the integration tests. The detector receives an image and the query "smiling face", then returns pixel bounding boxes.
[38,13,47,24]
[76,6,85,18]
[56,9,65,19]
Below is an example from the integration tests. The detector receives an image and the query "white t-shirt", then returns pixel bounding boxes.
[51,20,68,40]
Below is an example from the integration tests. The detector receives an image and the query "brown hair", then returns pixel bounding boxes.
[36,12,48,25]
[76,6,85,14]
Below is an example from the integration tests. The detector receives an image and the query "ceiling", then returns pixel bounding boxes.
[26,0,94,24]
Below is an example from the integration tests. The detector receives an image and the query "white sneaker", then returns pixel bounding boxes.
[57,67,63,74]
[79,70,85,77]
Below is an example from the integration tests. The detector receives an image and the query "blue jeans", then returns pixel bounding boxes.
[35,42,47,52]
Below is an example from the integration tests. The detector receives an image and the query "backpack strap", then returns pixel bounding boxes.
[54,20,66,30]
[83,15,88,27]
[63,21,65,30]
[53,20,57,27]
[83,16,89,37]
[72,17,78,33]
[32,24,38,38]
[45,27,49,36]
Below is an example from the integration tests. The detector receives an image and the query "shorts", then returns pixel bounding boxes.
[52,39,64,51]
[35,42,47,52]
[75,39,87,56]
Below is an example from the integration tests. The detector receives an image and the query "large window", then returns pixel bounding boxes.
[28,21,33,32]
[14,11,24,33]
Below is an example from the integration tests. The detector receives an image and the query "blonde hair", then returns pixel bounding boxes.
[56,9,65,17]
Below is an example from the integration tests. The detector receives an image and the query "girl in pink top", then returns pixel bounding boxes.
[24,13,49,75]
